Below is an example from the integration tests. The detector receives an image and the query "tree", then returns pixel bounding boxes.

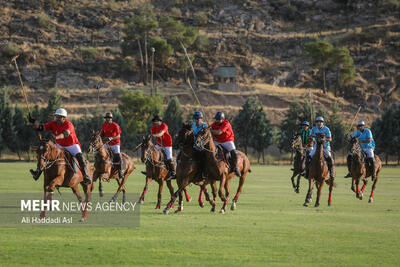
[305,38,334,94]
[278,100,304,152]
[372,104,400,165]
[163,97,183,139]
[233,97,272,155]
[41,88,62,122]
[119,90,163,134]
[13,106,31,160]
[149,36,173,65]
[250,109,273,164]
[329,47,356,96]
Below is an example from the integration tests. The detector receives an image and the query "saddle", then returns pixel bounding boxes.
[216,145,231,169]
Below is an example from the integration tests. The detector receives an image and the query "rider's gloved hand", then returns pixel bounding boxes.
[106,137,113,142]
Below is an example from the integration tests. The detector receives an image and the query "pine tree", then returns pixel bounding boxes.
[163,97,183,139]
[13,106,30,160]
[42,88,62,122]
[327,102,346,151]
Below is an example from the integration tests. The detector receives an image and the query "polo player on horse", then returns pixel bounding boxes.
[345,120,377,181]
[210,111,241,177]
[297,121,313,155]
[100,112,124,181]
[150,115,176,179]
[192,111,208,178]
[305,116,335,180]
[29,108,92,185]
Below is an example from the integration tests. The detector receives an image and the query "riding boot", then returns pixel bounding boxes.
[304,155,311,178]
[30,168,42,181]
[368,157,377,181]
[166,159,176,179]
[76,153,92,185]
[326,156,335,180]
[230,150,241,177]
[114,153,125,180]
[344,154,352,178]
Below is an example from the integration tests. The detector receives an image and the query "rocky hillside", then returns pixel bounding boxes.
[0,0,399,124]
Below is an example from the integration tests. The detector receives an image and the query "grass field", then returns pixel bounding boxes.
[0,162,399,266]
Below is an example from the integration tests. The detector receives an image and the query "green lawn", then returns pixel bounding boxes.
[0,162,399,266]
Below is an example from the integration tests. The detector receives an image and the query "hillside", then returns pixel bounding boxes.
[1,0,399,124]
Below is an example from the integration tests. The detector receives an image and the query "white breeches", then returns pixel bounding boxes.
[104,144,120,154]
[56,144,82,156]
[155,145,173,160]
[213,141,236,152]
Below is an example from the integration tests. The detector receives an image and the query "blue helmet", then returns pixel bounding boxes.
[301,121,310,126]
[193,111,203,119]
[214,111,225,120]
[315,116,324,122]
[357,120,365,126]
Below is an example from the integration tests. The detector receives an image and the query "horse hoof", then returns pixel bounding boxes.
[369,198,373,203]
[314,203,320,208]
[155,204,161,209]
[231,203,236,211]
[210,207,215,212]
[359,194,363,200]
[138,199,144,204]
[174,209,181,214]
[99,192,104,198]
[219,209,225,214]
[79,218,86,222]
[303,202,309,207]
[199,202,204,208]
[186,197,192,202]
[163,209,169,215]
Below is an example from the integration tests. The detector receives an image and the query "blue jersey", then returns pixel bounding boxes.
[311,125,331,149]
[353,128,375,149]
[192,121,207,136]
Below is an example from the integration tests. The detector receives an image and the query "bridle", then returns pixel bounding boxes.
[141,138,165,168]
[38,140,66,170]
[194,128,214,153]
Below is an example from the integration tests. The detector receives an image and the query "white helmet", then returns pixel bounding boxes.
[357,120,365,127]
[54,108,67,117]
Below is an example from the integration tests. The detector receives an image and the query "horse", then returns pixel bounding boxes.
[36,133,91,221]
[169,127,250,214]
[163,123,213,214]
[349,137,382,202]
[303,133,334,207]
[138,135,191,209]
[88,131,135,203]
[290,134,306,193]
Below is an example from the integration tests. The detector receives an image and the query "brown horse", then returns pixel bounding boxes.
[303,133,333,207]
[36,134,91,221]
[349,137,381,202]
[139,135,191,209]
[163,123,213,214]
[182,127,250,214]
[88,131,135,203]
[290,134,306,193]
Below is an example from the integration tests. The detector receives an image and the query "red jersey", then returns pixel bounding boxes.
[211,119,235,143]
[151,123,172,147]
[44,120,81,147]
[100,122,121,146]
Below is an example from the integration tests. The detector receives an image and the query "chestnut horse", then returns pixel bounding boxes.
[349,137,381,202]
[88,131,135,203]
[36,134,91,221]
[303,133,334,207]
[163,123,213,214]
[290,134,306,193]
[176,127,250,214]
[139,135,191,209]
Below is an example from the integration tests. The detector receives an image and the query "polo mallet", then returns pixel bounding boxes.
[10,54,31,114]
[348,105,362,133]
[188,77,209,123]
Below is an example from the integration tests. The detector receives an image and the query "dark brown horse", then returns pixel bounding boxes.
[303,133,333,207]
[290,134,306,193]
[174,127,250,214]
[163,123,212,214]
[349,137,381,202]
[88,131,135,203]
[139,135,191,209]
[36,134,91,221]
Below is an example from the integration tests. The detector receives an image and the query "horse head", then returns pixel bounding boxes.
[316,133,326,146]
[349,137,361,157]
[174,123,193,149]
[140,134,153,163]
[36,133,58,168]
[194,126,212,151]
[88,130,103,153]
[291,134,303,151]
